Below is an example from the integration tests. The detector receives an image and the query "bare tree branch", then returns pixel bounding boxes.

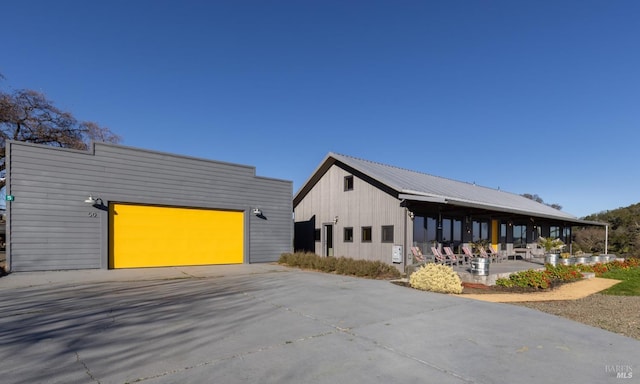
[0,83,122,190]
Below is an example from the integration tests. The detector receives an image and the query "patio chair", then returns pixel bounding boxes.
[410,246,426,264]
[443,246,465,265]
[462,246,475,263]
[478,247,491,260]
[487,245,506,263]
[431,247,454,266]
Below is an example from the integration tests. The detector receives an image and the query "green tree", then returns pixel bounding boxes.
[521,193,562,210]
[577,203,640,256]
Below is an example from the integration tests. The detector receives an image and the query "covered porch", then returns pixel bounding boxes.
[402,195,608,271]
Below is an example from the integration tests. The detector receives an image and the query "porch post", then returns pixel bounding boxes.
[403,206,408,267]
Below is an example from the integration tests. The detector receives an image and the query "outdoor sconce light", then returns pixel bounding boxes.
[84,195,105,209]
[408,211,415,220]
[84,195,101,205]
[333,216,338,224]
[252,208,262,216]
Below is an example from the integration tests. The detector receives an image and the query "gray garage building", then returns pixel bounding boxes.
[4,141,293,272]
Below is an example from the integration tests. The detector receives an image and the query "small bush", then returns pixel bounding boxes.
[496,269,551,289]
[544,264,583,282]
[409,263,463,294]
[496,264,586,289]
[318,256,337,272]
[278,252,401,279]
[576,257,640,276]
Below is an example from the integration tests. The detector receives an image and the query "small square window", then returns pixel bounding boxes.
[381,225,394,243]
[314,229,321,242]
[344,227,353,242]
[361,226,372,242]
[344,175,354,191]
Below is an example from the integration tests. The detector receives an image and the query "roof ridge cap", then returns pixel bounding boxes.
[332,152,496,189]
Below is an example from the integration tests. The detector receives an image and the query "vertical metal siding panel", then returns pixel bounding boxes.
[294,164,404,265]
[293,168,331,256]
[8,145,103,271]
[8,142,292,271]
[293,184,319,255]
[247,178,293,263]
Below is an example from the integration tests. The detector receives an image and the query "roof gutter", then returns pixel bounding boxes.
[443,198,606,226]
[398,193,446,204]
[397,192,606,226]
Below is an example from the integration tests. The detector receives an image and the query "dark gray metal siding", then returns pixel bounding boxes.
[6,141,292,271]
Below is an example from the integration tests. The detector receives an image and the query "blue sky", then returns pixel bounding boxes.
[2,1,638,218]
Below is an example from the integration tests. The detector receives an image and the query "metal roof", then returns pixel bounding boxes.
[294,152,605,226]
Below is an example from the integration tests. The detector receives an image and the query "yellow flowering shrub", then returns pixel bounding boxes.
[409,263,463,294]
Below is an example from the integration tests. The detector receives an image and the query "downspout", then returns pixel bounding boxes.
[605,225,609,255]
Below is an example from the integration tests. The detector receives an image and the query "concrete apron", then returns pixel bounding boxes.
[0,264,637,384]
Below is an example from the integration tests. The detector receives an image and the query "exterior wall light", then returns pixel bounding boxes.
[84,195,97,204]
[333,216,338,224]
[84,195,104,207]
[408,211,415,220]
[252,208,262,216]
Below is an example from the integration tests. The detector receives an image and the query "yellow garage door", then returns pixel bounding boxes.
[110,204,244,268]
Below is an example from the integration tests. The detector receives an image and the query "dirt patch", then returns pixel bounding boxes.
[459,278,620,302]
[460,278,640,341]
[462,281,559,294]
[402,278,639,340]
[513,295,640,340]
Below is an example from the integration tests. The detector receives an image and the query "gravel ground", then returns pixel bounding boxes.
[461,281,640,341]
[511,294,640,340]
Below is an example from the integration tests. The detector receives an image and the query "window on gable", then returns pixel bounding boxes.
[381,225,394,243]
[344,175,354,191]
[361,226,372,242]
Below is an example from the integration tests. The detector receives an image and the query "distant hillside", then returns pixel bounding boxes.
[573,203,640,256]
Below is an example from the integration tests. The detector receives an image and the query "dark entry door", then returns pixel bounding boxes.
[323,224,334,256]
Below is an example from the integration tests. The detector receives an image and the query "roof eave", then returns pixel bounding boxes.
[400,192,606,226]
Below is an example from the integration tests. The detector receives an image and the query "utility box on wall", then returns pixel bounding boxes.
[392,245,403,264]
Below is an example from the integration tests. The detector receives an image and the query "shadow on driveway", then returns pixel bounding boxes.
[0,266,637,383]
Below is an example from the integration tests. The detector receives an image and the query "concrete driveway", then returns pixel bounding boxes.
[0,264,637,384]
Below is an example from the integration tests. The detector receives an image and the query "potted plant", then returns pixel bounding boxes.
[574,250,590,265]
[471,239,489,255]
[559,252,574,265]
[538,237,564,266]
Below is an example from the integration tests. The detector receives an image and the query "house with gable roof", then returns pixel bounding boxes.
[293,153,604,270]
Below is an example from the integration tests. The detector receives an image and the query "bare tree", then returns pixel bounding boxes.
[573,227,606,254]
[0,86,121,189]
